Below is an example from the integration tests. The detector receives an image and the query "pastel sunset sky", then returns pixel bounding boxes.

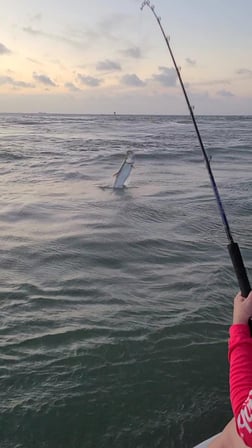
[1,0,252,114]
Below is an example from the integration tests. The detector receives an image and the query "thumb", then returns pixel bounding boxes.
[245,291,252,301]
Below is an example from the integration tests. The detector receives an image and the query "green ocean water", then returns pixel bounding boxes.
[0,114,251,447]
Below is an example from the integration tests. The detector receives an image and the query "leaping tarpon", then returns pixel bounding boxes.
[113,150,135,189]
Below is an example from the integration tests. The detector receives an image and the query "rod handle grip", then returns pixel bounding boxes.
[227,242,251,298]
[227,242,252,334]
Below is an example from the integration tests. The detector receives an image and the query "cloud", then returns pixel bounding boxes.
[23,26,82,49]
[65,82,81,92]
[236,68,252,77]
[121,74,145,87]
[194,79,230,86]
[23,26,42,36]
[0,75,34,88]
[0,43,11,55]
[96,59,121,71]
[77,74,102,87]
[67,13,137,50]
[186,58,196,66]
[121,47,142,59]
[97,13,134,40]
[27,57,42,65]
[33,72,57,86]
[217,89,234,97]
[151,66,177,87]
[30,13,42,22]
[23,14,136,53]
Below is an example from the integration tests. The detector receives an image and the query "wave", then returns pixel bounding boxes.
[0,113,251,448]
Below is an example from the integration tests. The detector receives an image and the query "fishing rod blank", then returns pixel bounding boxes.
[141,0,251,298]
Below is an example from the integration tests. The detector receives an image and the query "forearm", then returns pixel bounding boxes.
[229,324,252,445]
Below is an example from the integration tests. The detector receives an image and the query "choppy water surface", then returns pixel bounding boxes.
[0,114,251,448]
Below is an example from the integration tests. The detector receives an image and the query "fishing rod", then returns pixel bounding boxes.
[141,1,251,298]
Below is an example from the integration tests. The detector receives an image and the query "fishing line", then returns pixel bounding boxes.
[141,1,251,298]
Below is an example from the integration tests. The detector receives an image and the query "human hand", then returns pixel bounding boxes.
[233,291,252,325]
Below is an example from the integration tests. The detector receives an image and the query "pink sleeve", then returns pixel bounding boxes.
[229,324,252,446]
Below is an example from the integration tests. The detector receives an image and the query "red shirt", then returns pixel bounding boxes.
[229,324,252,446]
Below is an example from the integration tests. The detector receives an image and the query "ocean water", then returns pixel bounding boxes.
[0,113,251,448]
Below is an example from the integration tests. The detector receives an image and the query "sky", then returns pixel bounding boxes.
[1,0,252,114]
